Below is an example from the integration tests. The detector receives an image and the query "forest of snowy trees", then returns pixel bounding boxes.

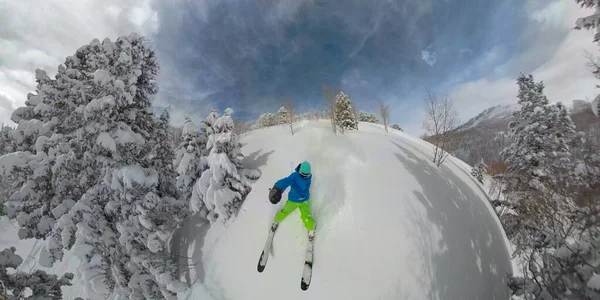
[0,34,259,299]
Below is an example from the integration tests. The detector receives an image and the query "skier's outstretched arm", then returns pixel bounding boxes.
[269,173,294,204]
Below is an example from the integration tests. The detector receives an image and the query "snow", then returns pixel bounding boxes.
[83,95,115,119]
[588,273,600,290]
[0,151,36,175]
[1,120,513,300]
[113,165,158,189]
[96,132,116,152]
[183,122,196,136]
[114,122,145,145]
[93,69,111,86]
[33,103,52,115]
[0,217,87,299]
[171,120,512,300]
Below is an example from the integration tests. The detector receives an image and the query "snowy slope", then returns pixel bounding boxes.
[172,121,512,300]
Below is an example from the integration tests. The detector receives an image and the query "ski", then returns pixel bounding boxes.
[257,222,279,273]
[301,229,315,291]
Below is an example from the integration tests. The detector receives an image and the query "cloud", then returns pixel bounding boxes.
[421,49,437,66]
[0,92,16,126]
[447,0,598,126]
[153,0,490,124]
[0,0,159,125]
[341,69,367,88]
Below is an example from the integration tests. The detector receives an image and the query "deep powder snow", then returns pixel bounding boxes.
[171,121,512,300]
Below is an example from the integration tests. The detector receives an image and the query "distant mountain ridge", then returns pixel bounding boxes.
[456,104,519,133]
[448,100,600,171]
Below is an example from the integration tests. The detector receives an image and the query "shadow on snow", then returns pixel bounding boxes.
[392,140,511,300]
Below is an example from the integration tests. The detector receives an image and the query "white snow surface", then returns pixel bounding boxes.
[172,121,512,300]
[96,132,117,152]
[1,121,512,300]
[112,165,158,189]
[93,69,111,86]
[588,273,600,290]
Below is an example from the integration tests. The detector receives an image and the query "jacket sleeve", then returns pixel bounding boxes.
[274,173,295,191]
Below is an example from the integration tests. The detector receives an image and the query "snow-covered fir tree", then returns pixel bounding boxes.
[500,74,595,299]
[1,34,189,299]
[151,109,180,200]
[575,0,600,116]
[194,108,252,222]
[335,92,358,132]
[277,106,289,125]
[0,126,15,206]
[359,111,380,124]
[176,117,208,215]
[0,125,14,155]
[255,112,277,128]
[470,159,487,184]
[575,0,600,41]
[0,246,73,299]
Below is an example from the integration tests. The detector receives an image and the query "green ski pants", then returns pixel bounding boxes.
[274,200,315,231]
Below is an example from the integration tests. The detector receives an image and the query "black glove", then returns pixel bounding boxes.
[269,187,282,204]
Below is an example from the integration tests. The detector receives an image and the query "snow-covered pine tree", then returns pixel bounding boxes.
[0,126,15,207]
[470,159,488,184]
[3,34,192,299]
[197,108,251,222]
[177,117,208,216]
[151,109,180,200]
[574,0,600,116]
[501,74,594,299]
[0,125,14,155]
[501,74,552,202]
[256,112,277,128]
[359,111,379,124]
[0,246,73,299]
[575,0,600,41]
[335,92,358,132]
[1,66,75,240]
[277,106,289,125]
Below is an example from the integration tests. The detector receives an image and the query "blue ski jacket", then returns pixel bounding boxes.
[274,171,312,203]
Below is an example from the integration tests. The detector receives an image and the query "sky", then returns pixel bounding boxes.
[0,0,598,135]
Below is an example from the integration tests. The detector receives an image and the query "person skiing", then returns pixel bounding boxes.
[258,161,315,289]
[268,161,316,234]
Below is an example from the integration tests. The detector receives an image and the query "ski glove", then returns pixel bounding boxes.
[269,187,282,204]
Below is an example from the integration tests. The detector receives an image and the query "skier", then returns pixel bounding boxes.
[258,161,315,289]
[268,161,316,235]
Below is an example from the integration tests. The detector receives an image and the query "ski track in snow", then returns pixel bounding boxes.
[174,121,512,300]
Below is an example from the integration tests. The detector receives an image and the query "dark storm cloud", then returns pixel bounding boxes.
[152,0,527,122]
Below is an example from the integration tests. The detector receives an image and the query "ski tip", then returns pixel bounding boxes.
[301,281,310,291]
[257,252,266,273]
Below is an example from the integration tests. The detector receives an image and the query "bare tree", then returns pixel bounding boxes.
[322,84,337,134]
[422,89,459,166]
[285,97,295,135]
[379,100,389,133]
